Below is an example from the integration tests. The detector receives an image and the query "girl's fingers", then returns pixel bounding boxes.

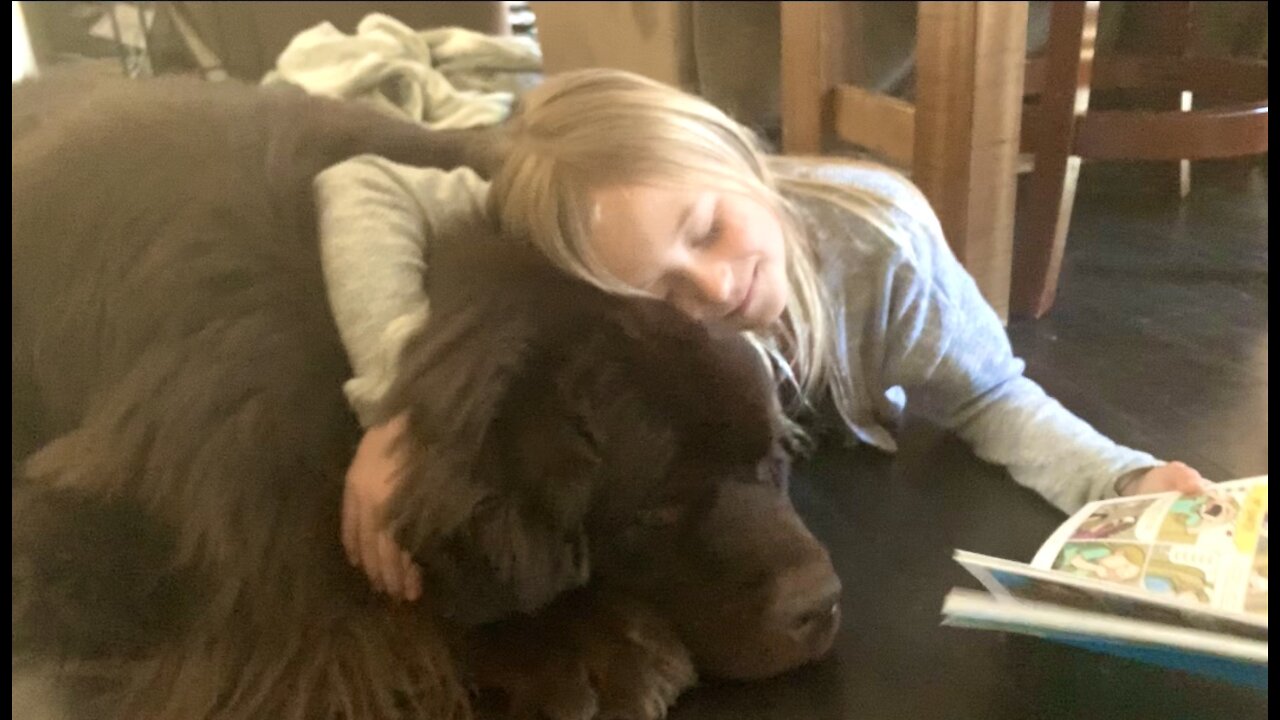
[401,551,422,602]
[377,532,406,600]
[341,484,361,568]
[359,519,385,593]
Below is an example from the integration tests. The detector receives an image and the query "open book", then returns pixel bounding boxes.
[942,475,1268,689]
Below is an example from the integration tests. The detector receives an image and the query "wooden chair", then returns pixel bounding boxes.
[781,1,1268,321]
[781,2,1030,321]
[1013,1,1268,318]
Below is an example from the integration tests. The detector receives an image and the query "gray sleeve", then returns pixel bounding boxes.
[314,155,490,427]
[874,209,1161,514]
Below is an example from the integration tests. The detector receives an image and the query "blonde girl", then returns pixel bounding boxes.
[316,69,1206,601]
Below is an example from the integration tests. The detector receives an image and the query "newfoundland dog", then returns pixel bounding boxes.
[11,70,841,720]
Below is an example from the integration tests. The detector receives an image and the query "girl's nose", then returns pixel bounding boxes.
[687,262,735,307]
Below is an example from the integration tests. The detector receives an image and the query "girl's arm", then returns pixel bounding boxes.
[314,154,489,427]
[315,154,490,601]
[876,205,1173,514]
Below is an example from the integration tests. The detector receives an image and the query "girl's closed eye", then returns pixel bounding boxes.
[692,208,723,250]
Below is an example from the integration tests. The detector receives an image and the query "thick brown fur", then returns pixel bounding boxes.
[12,70,505,720]
[12,71,839,720]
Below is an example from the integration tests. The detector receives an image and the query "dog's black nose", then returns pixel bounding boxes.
[774,562,843,648]
[789,593,842,640]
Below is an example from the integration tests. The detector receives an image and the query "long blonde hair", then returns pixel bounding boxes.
[487,69,833,430]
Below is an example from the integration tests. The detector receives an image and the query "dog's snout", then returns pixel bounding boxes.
[774,560,843,650]
[652,480,843,681]
[787,591,841,640]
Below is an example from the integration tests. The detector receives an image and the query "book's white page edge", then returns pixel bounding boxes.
[951,550,1269,630]
[941,588,1269,663]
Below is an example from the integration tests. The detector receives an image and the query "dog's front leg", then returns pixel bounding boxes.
[463,587,697,720]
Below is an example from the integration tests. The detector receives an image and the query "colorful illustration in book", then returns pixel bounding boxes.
[1245,533,1267,616]
[1070,499,1156,541]
[986,569,1179,623]
[1157,492,1241,545]
[1053,543,1146,588]
[988,570,1101,608]
[985,567,1251,635]
[1143,545,1214,606]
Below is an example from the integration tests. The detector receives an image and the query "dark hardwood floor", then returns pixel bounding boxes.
[671,161,1269,720]
[1009,161,1268,484]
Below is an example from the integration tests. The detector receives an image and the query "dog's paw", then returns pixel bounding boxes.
[572,595,696,720]
[466,590,696,720]
[468,648,599,720]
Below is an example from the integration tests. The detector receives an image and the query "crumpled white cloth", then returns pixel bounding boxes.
[262,13,541,129]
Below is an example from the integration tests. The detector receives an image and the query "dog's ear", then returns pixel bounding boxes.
[466,494,591,614]
[452,336,612,612]
[378,288,600,615]
[379,295,535,548]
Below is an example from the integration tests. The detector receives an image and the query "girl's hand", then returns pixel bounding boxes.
[1118,461,1210,497]
[342,413,423,602]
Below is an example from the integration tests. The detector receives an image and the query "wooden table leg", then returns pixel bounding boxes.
[780,2,855,155]
[913,1,1029,323]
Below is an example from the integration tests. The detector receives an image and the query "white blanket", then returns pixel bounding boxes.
[262,14,541,129]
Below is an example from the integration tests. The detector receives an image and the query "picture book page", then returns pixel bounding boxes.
[941,588,1269,663]
[1030,476,1268,623]
[954,551,1268,641]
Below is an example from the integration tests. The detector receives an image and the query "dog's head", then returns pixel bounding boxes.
[383,241,841,680]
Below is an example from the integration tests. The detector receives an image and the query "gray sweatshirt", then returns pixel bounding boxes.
[315,155,1160,514]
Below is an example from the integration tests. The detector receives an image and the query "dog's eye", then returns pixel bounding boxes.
[634,503,685,528]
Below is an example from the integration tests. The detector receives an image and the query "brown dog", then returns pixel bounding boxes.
[11,71,840,720]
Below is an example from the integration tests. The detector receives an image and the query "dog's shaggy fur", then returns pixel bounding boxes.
[12,72,840,720]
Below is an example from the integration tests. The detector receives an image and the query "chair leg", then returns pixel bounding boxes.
[780,2,850,155]
[1011,1,1099,320]
[1123,1,1193,198]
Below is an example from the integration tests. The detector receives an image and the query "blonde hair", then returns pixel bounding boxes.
[487,69,836,435]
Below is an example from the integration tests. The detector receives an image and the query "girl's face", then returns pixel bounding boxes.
[587,184,789,331]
